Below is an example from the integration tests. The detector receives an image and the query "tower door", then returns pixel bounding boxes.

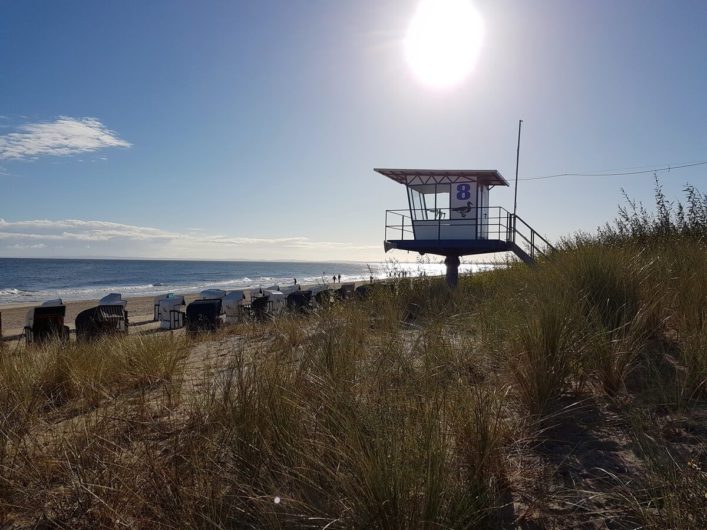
[479,184,489,239]
[448,182,478,238]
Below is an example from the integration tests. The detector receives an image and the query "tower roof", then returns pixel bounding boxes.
[375,168,509,187]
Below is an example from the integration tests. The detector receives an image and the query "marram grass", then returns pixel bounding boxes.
[1,230,706,527]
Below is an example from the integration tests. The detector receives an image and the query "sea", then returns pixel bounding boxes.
[0,258,491,305]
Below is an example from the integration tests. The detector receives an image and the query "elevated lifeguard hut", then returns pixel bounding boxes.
[377,168,554,287]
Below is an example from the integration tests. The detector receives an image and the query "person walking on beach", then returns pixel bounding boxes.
[294,278,297,285]
[337,274,341,283]
[332,275,336,284]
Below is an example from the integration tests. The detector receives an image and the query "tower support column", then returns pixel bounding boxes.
[444,255,461,289]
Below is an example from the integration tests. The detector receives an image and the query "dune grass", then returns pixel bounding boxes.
[1,184,706,528]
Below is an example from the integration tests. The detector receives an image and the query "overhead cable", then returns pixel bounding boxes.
[520,160,707,181]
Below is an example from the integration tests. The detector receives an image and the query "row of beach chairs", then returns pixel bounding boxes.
[179,282,359,332]
[23,282,364,344]
[24,293,129,344]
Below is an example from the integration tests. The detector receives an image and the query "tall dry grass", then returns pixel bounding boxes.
[613,409,707,529]
[1,187,706,527]
[1,284,515,528]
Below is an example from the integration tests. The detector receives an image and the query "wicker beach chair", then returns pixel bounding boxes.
[24,301,70,344]
[287,290,312,312]
[336,283,356,300]
[186,299,223,333]
[75,305,128,342]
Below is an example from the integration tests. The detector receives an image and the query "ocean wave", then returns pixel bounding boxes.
[1,275,359,304]
[0,262,496,305]
[0,288,35,305]
[0,287,33,297]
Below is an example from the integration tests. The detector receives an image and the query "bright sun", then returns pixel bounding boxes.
[404,0,484,88]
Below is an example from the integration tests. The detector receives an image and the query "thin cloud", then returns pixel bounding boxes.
[7,243,47,249]
[0,117,130,160]
[0,218,378,252]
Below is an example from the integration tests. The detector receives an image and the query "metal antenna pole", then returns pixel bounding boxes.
[513,119,523,218]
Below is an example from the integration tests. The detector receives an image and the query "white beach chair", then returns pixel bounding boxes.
[153,293,171,321]
[158,295,186,329]
[223,290,251,324]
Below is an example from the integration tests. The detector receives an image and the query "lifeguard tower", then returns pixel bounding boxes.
[378,168,554,287]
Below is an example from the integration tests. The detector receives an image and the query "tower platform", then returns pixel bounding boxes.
[384,207,553,266]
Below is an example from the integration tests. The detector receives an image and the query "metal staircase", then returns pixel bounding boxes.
[505,213,555,264]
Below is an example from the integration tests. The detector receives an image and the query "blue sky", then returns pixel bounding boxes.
[1,0,706,261]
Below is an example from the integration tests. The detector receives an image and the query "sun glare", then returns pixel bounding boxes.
[404,0,484,88]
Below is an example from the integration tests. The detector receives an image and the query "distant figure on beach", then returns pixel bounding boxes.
[337,274,341,283]
[294,278,297,285]
[370,275,374,283]
[332,275,336,284]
